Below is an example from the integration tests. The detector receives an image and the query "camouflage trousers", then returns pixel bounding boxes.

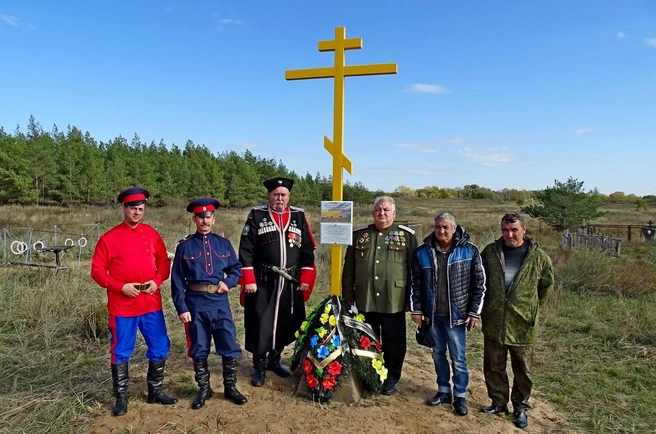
[483,337,533,411]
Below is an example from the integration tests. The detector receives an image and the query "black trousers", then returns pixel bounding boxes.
[362,311,407,385]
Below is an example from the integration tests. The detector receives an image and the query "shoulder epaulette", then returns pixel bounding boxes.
[212,232,229,240]
[177,234,193,244]
[353,224,369,232]
[398,224,415,235]
[289,205,305,212]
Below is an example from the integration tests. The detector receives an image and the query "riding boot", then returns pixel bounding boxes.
[222,356,247,405]
[251,354,267,387]
[146,359,178,405]
[111,362,129,416]
[267,349,292,378]
[191,358,213,410]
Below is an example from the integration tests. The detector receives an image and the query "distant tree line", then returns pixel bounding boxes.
[0,116,379,207]
[1,117,650,210]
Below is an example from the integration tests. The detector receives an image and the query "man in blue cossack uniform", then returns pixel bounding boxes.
[171,198,247,408]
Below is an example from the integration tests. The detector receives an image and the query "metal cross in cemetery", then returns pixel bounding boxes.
[285,26,397,296]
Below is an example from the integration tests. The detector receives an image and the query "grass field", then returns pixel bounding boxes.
[1,199,655,433]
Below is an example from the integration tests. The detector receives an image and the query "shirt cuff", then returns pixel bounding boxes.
[238,267,255,285]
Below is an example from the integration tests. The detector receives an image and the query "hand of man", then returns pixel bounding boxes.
[465,316,478,331]
[243,283,257,293]
[299,283,310,292]
[143,280,158,295]
[179,312,191,324]
[121,283,141,298]
[411,314,423,326]
[218,281,229,294]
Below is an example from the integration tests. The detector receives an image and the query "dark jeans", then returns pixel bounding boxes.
[483,336,533,410]
[363,311,406,385]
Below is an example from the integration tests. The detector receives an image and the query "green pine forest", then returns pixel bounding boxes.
[1,116,648,208]
[0,116,383,207]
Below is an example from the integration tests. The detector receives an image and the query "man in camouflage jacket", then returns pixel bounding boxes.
[480,212,554,430]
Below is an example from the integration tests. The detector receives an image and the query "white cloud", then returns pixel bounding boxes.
[442,138,464,145]
[460,147,514,166]
[646,38,656,48]
[0,14,19,26]
[397,143,437,153]
[574,127,592,134]
[408,84,450,94]
[360,166,445,176]
[219,18,244,25]
[617,32,625,39]
[211,13,245,29]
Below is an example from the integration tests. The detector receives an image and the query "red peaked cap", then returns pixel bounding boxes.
[117,187,150,205]
[263,177,294,193]
[186,197,220,217]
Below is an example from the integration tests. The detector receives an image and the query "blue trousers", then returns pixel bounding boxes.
[108,310,171,364]
[430,315,469,398]
[185,305,241,360]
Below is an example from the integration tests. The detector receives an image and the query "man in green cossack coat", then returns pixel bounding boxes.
[342,195,418,396]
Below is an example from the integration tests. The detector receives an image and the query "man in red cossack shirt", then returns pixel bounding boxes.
[238,177,317,387]
[91,187,177,416]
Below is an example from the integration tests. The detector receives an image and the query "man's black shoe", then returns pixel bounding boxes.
[381,381,396,396]
[453,397,468,416]
[480,404,509,415]
[426,392,452,406]
[513,410,528,429]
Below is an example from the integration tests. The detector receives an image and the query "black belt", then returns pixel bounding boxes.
[258,263,298,282]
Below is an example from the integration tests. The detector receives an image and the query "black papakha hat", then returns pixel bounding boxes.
[263,177,294,193]
[117,187,150,206]
[186,197,220,217]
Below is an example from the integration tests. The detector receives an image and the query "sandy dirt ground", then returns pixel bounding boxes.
[86,345,581,434]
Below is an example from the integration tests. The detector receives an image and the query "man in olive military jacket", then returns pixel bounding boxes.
[480,212,554,430]
[342,196,418,395]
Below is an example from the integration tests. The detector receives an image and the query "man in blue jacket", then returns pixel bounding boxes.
[171,198,247,408]
[410,212,486,416]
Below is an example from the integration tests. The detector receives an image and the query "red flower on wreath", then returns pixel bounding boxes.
[322,376,337,390]
[327,360,342,376]
[359,335,371,349]
[374,340,382,351]
[303,359,313,374]
[306,374,319,388]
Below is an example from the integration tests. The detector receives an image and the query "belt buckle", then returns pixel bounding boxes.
[135,284,149,292]
[207,285,218,293]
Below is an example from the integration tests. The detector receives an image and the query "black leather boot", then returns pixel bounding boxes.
[251,354,267,387]
[191,358,213,410]
[267,349,292,378]
[111,362,129,416]
[146,359,178,405]
[222,357,247,405]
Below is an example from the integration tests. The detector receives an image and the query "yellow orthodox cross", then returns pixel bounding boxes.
[285,26,397,296]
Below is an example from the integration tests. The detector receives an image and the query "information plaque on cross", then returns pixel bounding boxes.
[285,26,397,296]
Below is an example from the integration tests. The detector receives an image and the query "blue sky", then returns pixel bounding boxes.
[1,1,655,196]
